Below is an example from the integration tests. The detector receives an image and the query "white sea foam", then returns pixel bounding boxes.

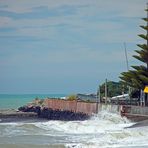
[64,111,148,148]
[33,110,132,134]
[1,110,148,148]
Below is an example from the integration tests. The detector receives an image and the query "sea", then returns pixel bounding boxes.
[0,94,148,148]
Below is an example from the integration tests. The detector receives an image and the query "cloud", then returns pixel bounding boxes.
[0,16,13,27]
[0,0,91,13]
[0,0,147,93]
[0,0,146,39]
[0,0,147,22]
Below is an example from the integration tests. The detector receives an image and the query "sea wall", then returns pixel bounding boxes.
[44,99,97,115]
[18,99,122,121]
[98,104,121,113]
[44,99,121,115]
[122,105,148,115]
[18,98,148,122]
[120,105,148,121]
[39,108,89,121]
[18,105,90,121]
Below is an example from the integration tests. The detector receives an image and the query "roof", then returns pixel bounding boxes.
[111,94,129,100]
[76,93,97,102]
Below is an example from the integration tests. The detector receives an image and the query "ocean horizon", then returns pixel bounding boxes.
[0,94,67,109]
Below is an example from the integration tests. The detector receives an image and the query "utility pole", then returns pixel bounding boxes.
[105,79,107,104]
[98,85,101,104]
[124,42,131,104]
[123,42,129,71]
[96,85,100,114]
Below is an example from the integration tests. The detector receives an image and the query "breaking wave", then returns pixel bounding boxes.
[0,110,148,148]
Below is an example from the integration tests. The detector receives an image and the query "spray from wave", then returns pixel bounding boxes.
[0,110,148,148]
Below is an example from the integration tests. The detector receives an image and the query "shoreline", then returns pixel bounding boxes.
[0,106,90,122]
[0,109,40,123]
[1,108,148,128]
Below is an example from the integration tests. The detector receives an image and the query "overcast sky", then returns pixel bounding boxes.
[0,0,147,94]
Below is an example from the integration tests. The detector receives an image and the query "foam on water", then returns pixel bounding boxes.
[0,110,148,148]
[33,110,132,134]
[64,111,148,148]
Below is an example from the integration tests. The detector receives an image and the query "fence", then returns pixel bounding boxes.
[44,99,97,115]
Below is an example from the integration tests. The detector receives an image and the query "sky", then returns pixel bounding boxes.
[0,0,147,94]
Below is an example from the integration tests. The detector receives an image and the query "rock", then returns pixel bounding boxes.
[18,106,41,114]
[39,108,90,121]
[18,105,90,121]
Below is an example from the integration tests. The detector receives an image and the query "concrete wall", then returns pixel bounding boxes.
[76,101,97,115]
[44,99,97,115]
[129,106,148,115]
[44,99,148,119]
[44,99,77,112]
[44,99,121,115]
[98,104,121,113]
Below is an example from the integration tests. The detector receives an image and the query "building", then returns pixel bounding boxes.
[76,94,97,102]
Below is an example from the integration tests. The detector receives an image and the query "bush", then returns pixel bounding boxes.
[67,95,77,101]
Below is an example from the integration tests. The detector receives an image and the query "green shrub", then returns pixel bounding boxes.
[67,95,77,101]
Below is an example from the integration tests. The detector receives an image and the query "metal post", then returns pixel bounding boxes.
[147,93,148,106]
[144,93,146,106]
[142,90,143,106]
